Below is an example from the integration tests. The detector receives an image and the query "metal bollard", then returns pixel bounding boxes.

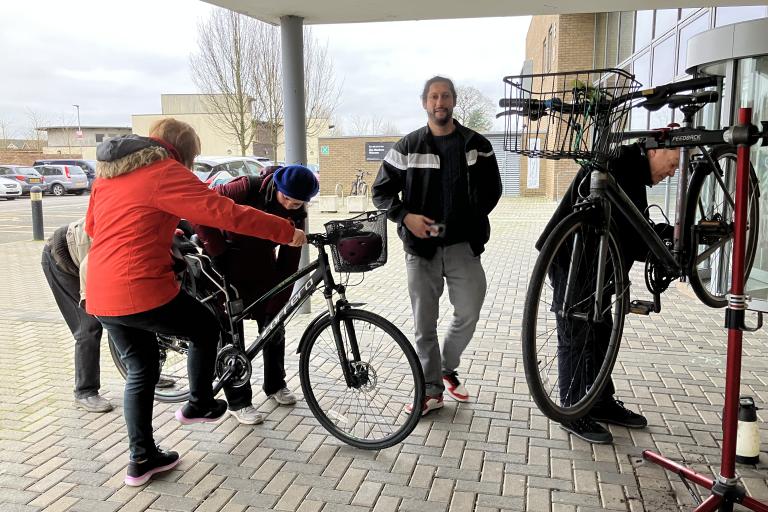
[30,186,44,241]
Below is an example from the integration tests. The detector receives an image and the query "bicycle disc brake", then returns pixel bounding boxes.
[215,345,252,388]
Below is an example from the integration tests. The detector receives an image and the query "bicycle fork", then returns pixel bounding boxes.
[325,289,366,389]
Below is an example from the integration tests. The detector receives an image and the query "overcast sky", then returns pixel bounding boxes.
[0,0,529,138]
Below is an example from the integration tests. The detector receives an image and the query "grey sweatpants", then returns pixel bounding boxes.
[405,242,487,396]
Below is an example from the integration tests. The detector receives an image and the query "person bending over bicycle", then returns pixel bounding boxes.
[86,119,306,487]
[538,137,679,444]
[194,165,319,425]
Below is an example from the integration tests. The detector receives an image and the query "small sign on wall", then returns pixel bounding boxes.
[527,139,540,189]
[320,145,330,156]
[365,142,395,161]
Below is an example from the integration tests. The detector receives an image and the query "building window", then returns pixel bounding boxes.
[594,13,607,68]
[633,51,651,87]
[655,9,679,37]
[715,6,767,27]
[677,13,711,75]
[95,134,104,143]
[635,10,654,51]
[543,25,555,72]
[618,11,635,64]
[652,35,676,86]
[606,11,620,67]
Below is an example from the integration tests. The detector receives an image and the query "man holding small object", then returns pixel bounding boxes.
[372,76,502,415]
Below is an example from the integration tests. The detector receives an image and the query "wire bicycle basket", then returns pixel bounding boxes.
[498,68,640,163]
[324,210,388,273]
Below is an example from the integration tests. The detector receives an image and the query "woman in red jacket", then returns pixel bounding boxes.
[85,118,305,487]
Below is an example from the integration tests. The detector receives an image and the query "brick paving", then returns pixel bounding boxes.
[0,197,767,511]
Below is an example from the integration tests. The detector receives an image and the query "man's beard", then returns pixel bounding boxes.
[430,108,453,126]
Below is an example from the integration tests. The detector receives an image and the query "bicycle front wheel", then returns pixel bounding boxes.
[522,211,628,423]
[299,309,425,450]
[108,333,192,403]
[686,145,760,308]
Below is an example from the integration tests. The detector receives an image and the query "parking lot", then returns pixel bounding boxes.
[0,195,89,244]
[0,196,767,511]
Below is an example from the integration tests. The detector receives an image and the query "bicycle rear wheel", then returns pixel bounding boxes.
[299,309,425,450]
[687,145,760,308]
[108,333,192,403]
[522,211,628,423]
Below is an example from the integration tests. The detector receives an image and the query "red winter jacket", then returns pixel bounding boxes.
[85,136,295,317]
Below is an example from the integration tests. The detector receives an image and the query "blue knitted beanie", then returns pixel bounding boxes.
[273,165,319,202]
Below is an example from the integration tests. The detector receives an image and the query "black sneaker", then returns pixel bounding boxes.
[591,399,647,428]
[175,398,228,425]
[560,417,614,444]
[125,447,180,486]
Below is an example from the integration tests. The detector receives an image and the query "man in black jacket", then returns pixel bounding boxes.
[541,143,678,444]
[372,76,502,415]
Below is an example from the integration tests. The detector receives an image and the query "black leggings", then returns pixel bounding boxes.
[99,291,219,460]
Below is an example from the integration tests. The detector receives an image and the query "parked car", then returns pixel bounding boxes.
[33,159,97,189]
[0,176,22,200]
[193,156,267,182]
[35,165,89,196]
[206,170,236,189]
[0,165,48,194]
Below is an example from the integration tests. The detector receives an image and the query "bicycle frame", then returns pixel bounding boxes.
[196,241,362,395]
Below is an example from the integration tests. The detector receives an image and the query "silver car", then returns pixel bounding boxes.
[35,165,89,196]
[0,177,22,200]
[0,165,48,194]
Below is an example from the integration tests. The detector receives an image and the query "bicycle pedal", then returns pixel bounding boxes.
[629,300,654,315]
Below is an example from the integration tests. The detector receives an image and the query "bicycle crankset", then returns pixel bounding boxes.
[215,345,252,388]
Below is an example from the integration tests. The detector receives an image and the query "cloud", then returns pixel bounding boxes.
[0,1,529,138]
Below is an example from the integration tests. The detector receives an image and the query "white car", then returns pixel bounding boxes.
[0,176,22,200]
[192,156,268,182]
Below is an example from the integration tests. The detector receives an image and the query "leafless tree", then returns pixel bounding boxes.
[192,9,342,158]
[0,118,12,148]
[346,115,399,136]
[25,109,51,151]
[454,86,494,132]
[191,9,261,156]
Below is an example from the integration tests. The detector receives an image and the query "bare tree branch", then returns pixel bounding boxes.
[191,11,342,160]
[346,115,399,136]
[454,86,494,132]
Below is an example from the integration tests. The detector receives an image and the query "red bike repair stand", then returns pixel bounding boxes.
[643,107,768,512]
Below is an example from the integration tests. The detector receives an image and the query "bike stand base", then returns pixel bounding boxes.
[643,450,768,512]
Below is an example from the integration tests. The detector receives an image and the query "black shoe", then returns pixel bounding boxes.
[591,399,647,428]
[175,398,228,425]
[125,447,180,486]
[560,417,614,444]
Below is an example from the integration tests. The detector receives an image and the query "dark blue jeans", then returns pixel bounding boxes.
[99,291,219,460]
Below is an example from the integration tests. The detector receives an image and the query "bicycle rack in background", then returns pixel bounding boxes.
[347,184,369,213]
[319,183,344,212]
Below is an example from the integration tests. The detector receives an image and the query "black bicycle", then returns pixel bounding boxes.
[109,211,425,450]
[498,69,764,422]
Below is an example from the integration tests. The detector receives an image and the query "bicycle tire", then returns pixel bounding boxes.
[299,309,425,450]
[522,210,628,423]
[108,333,193,403]
[686,145,760,308]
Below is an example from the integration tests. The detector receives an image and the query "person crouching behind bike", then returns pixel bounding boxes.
[85,118,306,486]
[194,164,319,425]
[539,140,678,445]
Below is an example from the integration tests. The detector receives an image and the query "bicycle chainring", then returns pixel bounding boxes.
[215,345,252,388]
[644,257,674,295]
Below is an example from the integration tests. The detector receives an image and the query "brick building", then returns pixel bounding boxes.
[521,6,768,200]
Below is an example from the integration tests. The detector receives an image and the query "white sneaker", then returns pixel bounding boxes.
[228,405,264,425]
[269,387,297,405]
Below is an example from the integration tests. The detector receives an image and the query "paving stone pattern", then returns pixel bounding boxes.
[1,198,766,511]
